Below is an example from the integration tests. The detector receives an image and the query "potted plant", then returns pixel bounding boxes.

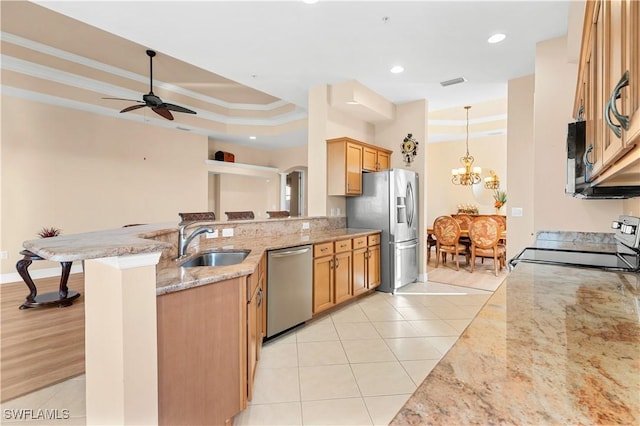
[493,190,507,214]
[37,227,61,238]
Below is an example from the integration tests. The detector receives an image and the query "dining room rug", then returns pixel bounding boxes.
[421,258,508,292]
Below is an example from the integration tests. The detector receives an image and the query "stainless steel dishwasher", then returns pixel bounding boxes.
[266,245,312,338]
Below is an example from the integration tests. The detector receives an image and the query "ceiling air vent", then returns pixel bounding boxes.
[440,77,467,87]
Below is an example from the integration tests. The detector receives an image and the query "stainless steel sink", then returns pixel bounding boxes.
[180,249,250,267]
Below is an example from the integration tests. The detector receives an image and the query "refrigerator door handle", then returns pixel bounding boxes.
[406,182,415,228]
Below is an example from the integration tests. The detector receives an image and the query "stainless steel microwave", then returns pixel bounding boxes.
[566,121,640,199]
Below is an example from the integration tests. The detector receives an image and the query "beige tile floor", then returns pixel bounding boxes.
[0,281,494,426]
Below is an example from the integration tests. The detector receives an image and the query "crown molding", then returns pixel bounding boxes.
[2,31,291,112]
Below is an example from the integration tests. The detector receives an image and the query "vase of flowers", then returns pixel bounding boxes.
[493,190,507,214]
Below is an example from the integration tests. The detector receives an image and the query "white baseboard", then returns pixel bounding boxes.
[1,263,83,285]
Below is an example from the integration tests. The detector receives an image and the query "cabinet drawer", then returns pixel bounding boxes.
[353,237,367,249]
[368,234,381,246]
[334,239,352,253]
[314,242,334,257]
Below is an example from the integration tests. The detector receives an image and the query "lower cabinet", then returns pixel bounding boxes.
[367,234,381,289]
[353,235,381,293]
[246,254,265,402]
[313,239,352,314]
[313,234,380,314]
[157,277,246,426]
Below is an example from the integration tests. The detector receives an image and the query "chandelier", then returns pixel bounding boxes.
[484,170,500,189]
[451,105,481,185]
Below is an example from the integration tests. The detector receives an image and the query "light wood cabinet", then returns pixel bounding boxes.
[157,277,246,426]
[367,243,381,289]
[247,254,265,402]
[327,138,363,196]
[352,234,381,294]
[352,237,368,296]
[575,0,640,183]
[313,253,335,313]
[327,137,393,196]
[362,145,391,172]
[312,238,353,314]
[334,239,352,305]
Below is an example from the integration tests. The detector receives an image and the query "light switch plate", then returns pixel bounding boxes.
[205,229,218,239]
[511,207,523,217]
[222,228,234,237]
[0,251,7,259]
[302,222,310,230]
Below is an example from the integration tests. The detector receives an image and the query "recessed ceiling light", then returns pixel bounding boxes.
[345,101,359,105]
[303,0,319,4]
[249,136,257,140]
[390,65,404,74]
[488,33,506,44]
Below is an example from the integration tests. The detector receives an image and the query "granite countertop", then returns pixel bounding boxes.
[22,222,176,262]
[156,228,380,295]
[392,262,640,425]
[22,222,380,296]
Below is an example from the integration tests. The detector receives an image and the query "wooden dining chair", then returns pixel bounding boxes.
[178,212,216,225]
[426,232,437,263]
[468,216,506,276]
[266,210,290,218]
[453,214,473,250]
[225,211,255,220]
[433,216,468,271]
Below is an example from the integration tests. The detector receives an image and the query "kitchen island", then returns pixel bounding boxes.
[391,261,639,425]
[21,216,382,425]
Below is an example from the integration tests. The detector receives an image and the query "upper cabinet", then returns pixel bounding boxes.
[327,137,393,196]
[575,0,640,184]
[362,145,391,172]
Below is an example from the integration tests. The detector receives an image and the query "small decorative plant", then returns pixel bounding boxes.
[493,190,507,209]
[37,227,62,238]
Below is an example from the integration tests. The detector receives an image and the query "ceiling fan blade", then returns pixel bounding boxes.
[162,103,197,115]
[120,104,147,113]
[152,107,174,120]
[103,97,144,103]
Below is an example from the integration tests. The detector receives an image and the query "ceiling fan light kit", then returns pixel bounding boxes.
[103,49,197,121]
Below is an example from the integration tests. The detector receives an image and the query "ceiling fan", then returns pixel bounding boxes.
[103,49,197,121]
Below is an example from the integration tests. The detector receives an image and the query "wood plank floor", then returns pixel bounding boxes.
[1,274,85,402]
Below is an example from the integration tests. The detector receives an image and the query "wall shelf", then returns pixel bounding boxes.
[205,160,280,178]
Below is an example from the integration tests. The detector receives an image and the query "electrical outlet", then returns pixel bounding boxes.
[0,251,7,260]
[511,207,523,217]
[302,222,310,230]
[205,229,218,239]
[222,228,234,237]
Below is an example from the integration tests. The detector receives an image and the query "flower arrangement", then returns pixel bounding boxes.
[493,190,507,209]
[457,204,479,214]
[37,227,61,238]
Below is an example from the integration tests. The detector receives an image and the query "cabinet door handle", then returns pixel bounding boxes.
[257,288,263,308]
[329,259,334,269]
[609,70,630,136]
[335,257,340,268]
[583,144,594,183]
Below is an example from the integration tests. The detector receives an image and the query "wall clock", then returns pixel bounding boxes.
[402,133,419,165]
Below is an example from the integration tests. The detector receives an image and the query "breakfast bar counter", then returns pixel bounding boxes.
[391,262,639,425]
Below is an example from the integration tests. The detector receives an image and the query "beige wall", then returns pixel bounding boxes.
[216,174,279,220]
[1,96,208,274]
[532,36,621,235]
[427,135,507,225]
[206,140,308,219]
[507,75,536,255]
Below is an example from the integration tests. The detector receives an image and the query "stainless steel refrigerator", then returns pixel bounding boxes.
[346,169,419,293]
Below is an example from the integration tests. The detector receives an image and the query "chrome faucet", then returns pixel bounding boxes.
[178,223,214,259]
